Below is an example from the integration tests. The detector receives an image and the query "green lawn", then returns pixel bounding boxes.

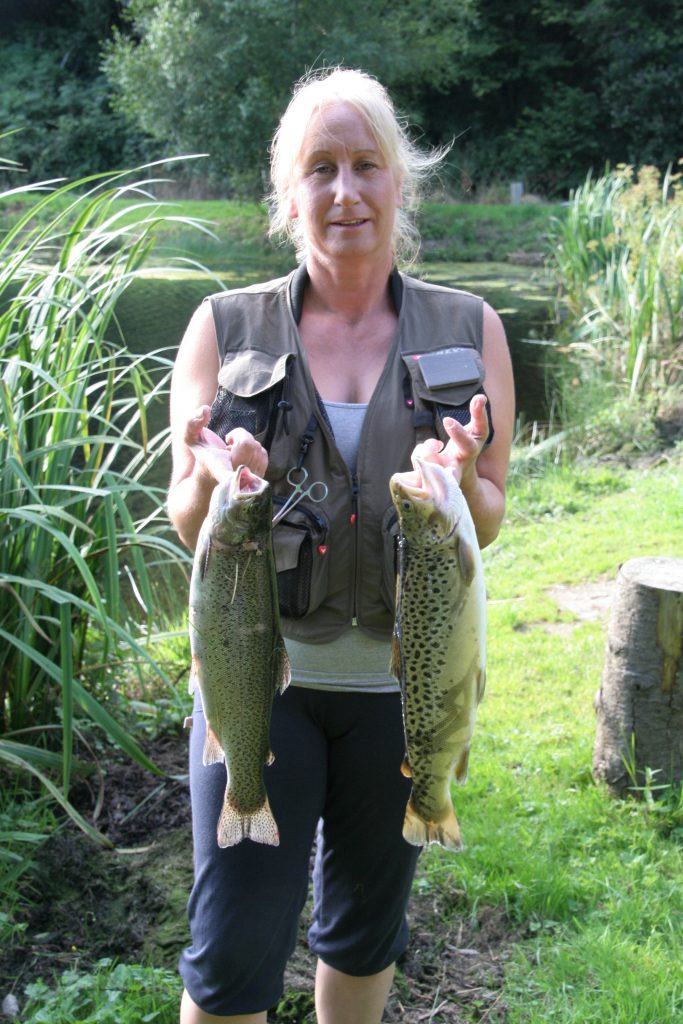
[417,455,683,1022]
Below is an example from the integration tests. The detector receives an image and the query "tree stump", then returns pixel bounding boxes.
[593,556,683,797]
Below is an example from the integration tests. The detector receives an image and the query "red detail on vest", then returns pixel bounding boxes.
[350,513,357,525]
[318,544,328,556]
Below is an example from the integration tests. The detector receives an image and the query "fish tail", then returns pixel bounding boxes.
[402,798,463,853]
[217,794,280,848]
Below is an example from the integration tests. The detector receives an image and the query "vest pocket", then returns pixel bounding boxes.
[401,346,485,409]
[208,350,293,447]
[272,501,329,620]
[381,504,401,611]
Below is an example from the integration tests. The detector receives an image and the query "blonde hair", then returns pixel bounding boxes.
[267,67,447,265]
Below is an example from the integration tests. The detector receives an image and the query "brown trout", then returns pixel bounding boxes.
[389,456,486,852]
[188,465,290,847]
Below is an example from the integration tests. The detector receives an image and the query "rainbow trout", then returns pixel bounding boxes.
[389,457,486,852]
[188,465,290,847]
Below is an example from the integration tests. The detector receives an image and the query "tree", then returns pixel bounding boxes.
[0,0,150,181]
[573,0,683,170]
[14,0,679,196]
[103,0,479,194]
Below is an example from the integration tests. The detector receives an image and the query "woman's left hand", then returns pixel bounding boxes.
[411,393,490,485]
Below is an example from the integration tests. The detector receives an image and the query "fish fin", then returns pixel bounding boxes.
[274,636,291,694]
[202,724,225,766]
[403,798,463,853]
[188,654,201,695]
[454,747,470,784]
[217,795,280,848]
[198,533,213,581]
[390,632,403,682]
[457,536,477,586]
[400,757,412,779]
[476,666,486,704]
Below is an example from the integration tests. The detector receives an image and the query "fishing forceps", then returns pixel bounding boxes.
[271,466,328,527]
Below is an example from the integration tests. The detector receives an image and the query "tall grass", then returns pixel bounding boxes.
[548,163,683,435]
[0,164,196,839]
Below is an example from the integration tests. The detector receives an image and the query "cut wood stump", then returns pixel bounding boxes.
[593,556,683,797]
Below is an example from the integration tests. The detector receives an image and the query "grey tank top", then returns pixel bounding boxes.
[284,401,398,693]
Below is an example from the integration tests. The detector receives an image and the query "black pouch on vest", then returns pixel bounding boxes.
[401,346,493,440]
[208,350,293,447]
[272,500,330,620]
[402,346,485,408]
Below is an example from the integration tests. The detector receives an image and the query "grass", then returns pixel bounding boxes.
[413,451,683,1022]
[0,166,196,838]
[417,200,564,262]
[2,192,563,272]
[0,782,58,952]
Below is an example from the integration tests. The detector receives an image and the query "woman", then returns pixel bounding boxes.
[169,68,514,1024]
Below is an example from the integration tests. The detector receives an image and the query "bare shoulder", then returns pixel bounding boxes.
[176,301,219,369]
[172,302,220,405]
[481,301,513,393]
[482,302,508,354]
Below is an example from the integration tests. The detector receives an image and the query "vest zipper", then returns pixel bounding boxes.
[350,472,360,619]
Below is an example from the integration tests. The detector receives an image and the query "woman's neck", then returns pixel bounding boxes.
[304,254,395,323]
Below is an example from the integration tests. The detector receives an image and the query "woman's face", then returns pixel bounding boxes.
[288,102,401,269]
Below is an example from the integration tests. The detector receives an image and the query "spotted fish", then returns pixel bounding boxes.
[188,465,290,847]
[389,457,486,851]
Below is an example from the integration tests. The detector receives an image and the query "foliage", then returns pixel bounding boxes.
[21,959,180,1024]
[103,0,463,195]
[0,163,196,836]
[547,163,683,443]
[0,783,58,952]
[102,0,683,198]
[0,0,151,182]
[3,0,683,196]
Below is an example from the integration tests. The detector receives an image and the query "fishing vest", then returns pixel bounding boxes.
[206,265,486,643]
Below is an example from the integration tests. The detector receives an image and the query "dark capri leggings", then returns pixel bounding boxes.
[179,684,421,1017]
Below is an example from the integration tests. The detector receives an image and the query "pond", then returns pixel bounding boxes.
[111,261,556,485]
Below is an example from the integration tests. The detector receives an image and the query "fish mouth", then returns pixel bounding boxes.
[393,457,451,504]
[391,468,427,501]
[230,464,268,499]
[414,458,452,506]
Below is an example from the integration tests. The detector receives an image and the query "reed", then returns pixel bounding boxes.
[548,163,683,428]
[0,164,197,839]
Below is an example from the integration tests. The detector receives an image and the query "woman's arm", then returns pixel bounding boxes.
[413,302,515,549]
[167,302,267,551]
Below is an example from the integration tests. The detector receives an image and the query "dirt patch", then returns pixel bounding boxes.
[2,734,521,1022]
[547,580,615,624]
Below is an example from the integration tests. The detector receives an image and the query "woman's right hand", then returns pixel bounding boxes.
[186,405,268,485]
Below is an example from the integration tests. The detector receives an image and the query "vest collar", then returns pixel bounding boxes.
[288,263,404,325]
